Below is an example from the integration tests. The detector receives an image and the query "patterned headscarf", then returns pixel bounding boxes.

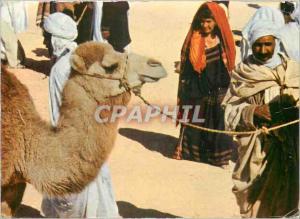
[180,2,236,74]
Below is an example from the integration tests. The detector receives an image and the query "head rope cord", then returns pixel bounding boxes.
[73,54,299,136]
[136,94,299,136]
[76,54,132,93]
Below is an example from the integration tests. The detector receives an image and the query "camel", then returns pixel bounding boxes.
[1,42,167,217]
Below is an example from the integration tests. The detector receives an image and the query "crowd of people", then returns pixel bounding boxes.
[173,1,299,217]
[1,0,299,218]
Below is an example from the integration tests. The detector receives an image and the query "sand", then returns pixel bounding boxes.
[7,1,278,218]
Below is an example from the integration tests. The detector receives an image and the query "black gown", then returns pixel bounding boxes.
[178,43,235,166]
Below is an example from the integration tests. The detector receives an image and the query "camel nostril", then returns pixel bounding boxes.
[147,59,161,67]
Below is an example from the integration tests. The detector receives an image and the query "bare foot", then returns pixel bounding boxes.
[221,164,230,170]
[174,61,181,73]
[7,63,26,69]
[172,145,182,160]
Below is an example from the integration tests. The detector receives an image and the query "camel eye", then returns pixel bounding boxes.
[103,63,118,74]
[147,59,161,67]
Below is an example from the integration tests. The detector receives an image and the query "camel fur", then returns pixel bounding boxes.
[1,42,167,216]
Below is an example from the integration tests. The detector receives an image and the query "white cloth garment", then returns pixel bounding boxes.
[247,19,283,69]
[222,54,287,130]
[0,0,28,33]
[44,12,78,125]
[44,12,78,41]
[48,41,77,126]
[0,0,27,67]
[93,0,131,52]
[291,3,300,24]
[92,1,104,42]
[42,12,119,218]
[280,22,300,62]
[279,3,300,62]
[222,53,299,218]
[224,19,290,130]
[90,4,120,217]
[91,4,121,217]
[240,7,285,61]
[0,20,24,67]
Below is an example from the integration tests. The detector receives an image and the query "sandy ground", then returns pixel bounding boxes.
[7,1,278,218]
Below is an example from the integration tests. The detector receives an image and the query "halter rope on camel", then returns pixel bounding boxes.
[73,55,300,136]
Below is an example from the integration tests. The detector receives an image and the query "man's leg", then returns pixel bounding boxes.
[0,21,21,68]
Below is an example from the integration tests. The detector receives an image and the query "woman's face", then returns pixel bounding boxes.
[200,18,216,34]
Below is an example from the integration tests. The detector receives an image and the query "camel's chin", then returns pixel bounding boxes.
[140,75,161,83]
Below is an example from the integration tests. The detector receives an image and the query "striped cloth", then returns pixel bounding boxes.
[178,43,235,166]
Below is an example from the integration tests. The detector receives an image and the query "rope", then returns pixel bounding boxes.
[76,5,88,25]
[77,54,131,92]
[76,51,299,136]
[18,110,26,126]
[135,93,300,136]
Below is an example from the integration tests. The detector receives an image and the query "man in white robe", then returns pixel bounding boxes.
[42,12,119,218]
[223,20,299,218]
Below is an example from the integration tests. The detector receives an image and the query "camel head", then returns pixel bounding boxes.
[70,42,167,100]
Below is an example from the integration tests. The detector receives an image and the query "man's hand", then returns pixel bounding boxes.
[254,104,271,122]
[102,30,110,40]
[101,26,110,40]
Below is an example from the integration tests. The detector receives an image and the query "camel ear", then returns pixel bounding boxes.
[70,53,87,73]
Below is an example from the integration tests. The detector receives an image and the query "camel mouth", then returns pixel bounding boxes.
[139,69,167,82]
[139,74,162,82]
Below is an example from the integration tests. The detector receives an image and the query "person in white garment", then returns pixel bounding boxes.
[239,6,285,61]
[41,12,119,218]
[222,19,299,218]
[279,1,300,62]
[240,5,300,63]
[0,0,27,68]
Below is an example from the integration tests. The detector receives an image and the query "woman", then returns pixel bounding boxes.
[173,2,236,168]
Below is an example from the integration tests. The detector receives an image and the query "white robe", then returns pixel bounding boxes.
[44,27,119,218]
[0,1,27,67]
[222,55,299,217]
[0,20,24,67]
[280,22,300,62]
[92,1,104,42]
[0,0,28,33]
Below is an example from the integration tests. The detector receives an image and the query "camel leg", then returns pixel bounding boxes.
[1,183,26,217]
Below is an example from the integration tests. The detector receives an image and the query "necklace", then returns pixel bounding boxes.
[205,35,220,48]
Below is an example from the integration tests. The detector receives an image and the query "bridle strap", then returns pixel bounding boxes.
[74,54,132,92]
